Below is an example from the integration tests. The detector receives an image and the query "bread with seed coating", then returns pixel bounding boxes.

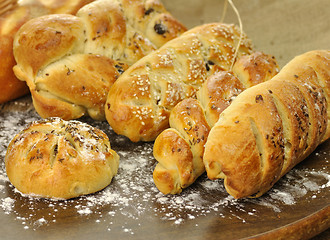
[153,52,279,194]
[106,22,253,142]
[5,117,119,199]
[203,50,329,199]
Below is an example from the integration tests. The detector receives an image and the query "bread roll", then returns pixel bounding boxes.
[5,117,119,199]
[0,0,95,104]
[13,0,186,120]
[203,50,329,199]
[153,52,279,194]
[105,22,253,142]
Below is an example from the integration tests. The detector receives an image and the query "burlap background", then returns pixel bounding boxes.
[164,0,330,67]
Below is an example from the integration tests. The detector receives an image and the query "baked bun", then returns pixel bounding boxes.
[13,0,186,120]
[0,0,95,104]
[5,117,119,199]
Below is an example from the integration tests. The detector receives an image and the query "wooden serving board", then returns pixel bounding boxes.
[0,0,329,239]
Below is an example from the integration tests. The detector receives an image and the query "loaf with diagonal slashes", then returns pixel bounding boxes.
[13,0,186,120]
[203,50,330,199]
[153,52,280,194]
[105,22,253,142]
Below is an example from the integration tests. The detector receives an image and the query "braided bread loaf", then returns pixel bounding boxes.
[203,50,330,199]
[13,0,186,120]
[105,22,253,142]
[153,52,280,194]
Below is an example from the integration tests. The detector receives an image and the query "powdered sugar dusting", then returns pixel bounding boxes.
[0,98,329,236]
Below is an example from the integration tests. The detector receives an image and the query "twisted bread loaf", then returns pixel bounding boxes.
[105,22,253,142]
[153,52,279,194]
[0,0,94,104]
[5,117,119,199]
[203,50,329,199]
[13,0,186,120]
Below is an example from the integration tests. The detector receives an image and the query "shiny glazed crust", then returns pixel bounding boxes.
[0,0,94,104]
[5,117,119,199]
[203,50,329,199]
[13,0,186,120]
[106,23,253,142]
[0,2,48,104]
[153,52,279,194]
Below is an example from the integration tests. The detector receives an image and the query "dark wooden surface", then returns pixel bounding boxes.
[0,96,329,240]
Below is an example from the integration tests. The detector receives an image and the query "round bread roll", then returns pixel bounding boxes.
[5,117,119,199]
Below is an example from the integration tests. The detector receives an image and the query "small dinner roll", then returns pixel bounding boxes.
[5,117,119,199]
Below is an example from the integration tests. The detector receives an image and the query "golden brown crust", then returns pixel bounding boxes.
[152,52,280,194]
[0,2,49,103]
[153,128,194,194]
[13,0,186,119]
[117,0,187,48]
[153,98,210,194]
[197,72,244,127]
[106,23,253,142]
[5,117,119,199]
[280,51,330,142]
[232,51,280,88]
[0,0,95,104]
[203,50,329,199]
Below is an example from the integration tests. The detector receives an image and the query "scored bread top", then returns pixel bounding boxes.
[203,50,329,199]
[5,117,119,199]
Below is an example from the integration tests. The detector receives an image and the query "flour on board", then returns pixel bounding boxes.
[0,99,329,234]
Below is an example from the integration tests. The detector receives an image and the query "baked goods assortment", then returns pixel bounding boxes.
[1,0,328,202]
[5,117,120,199]
[0,0,94,104]
[203,50,330,199]
[105,22,253,142]
[153,52,280,194]
[12,0,187,120]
